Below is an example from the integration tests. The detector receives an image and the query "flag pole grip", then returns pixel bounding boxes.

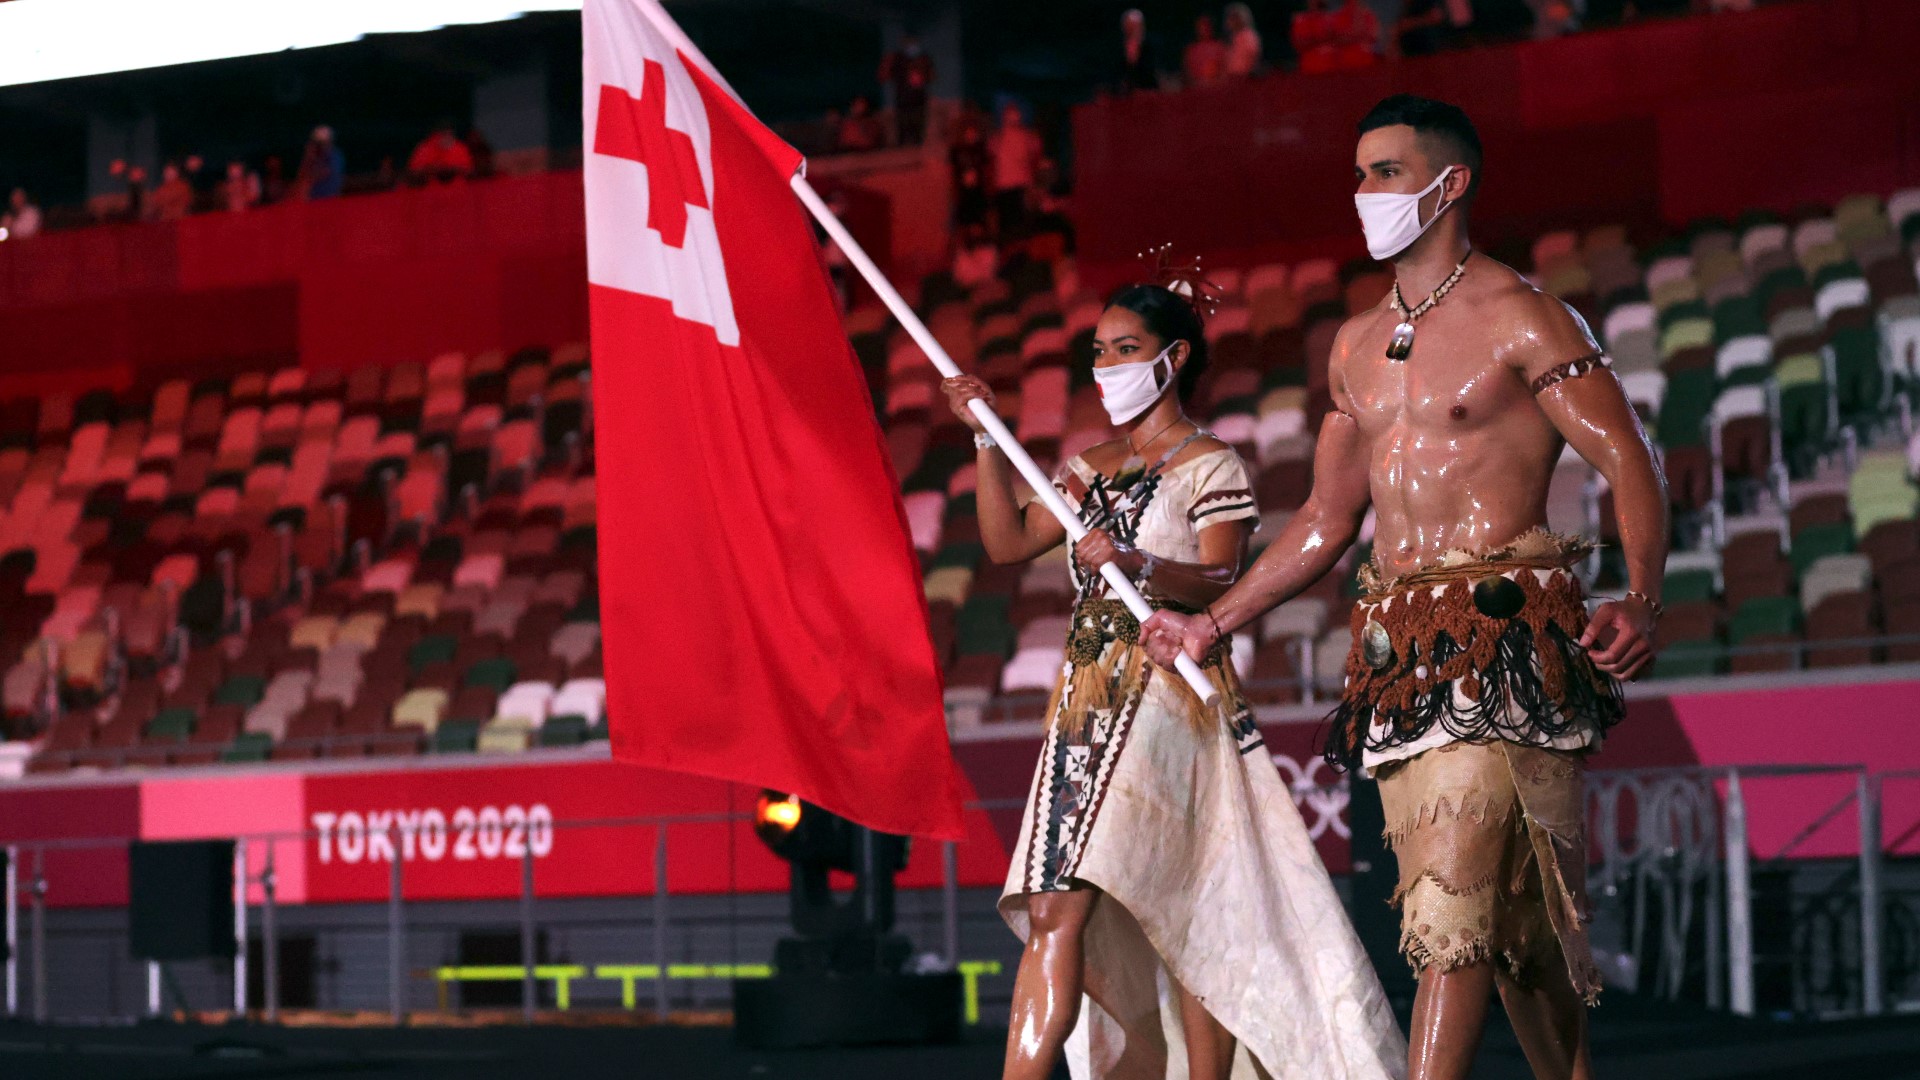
[793,176,1219,705]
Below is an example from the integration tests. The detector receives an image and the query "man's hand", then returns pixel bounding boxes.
[1578,597,1659,681]
[1073,528,1144,578]
[1143,610,1219,670]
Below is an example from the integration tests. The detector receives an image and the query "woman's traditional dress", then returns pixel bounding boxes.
[999,435,1405,1079]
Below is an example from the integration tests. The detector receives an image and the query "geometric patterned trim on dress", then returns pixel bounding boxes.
[1189,486,1256,525]
[1022,673,1147,893]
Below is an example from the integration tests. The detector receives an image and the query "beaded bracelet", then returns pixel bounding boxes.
[1623,590,1665,619]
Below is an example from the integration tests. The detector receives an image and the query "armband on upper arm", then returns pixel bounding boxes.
[1529,352,1610,395]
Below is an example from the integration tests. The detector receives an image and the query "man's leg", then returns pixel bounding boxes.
[1407,961,1496,1080]
[1004,887,1099,1080]
[1496,950,1593,1080]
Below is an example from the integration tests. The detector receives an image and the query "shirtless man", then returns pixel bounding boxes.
[1143,95,1669,1080]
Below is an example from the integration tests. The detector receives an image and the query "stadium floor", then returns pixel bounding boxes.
[1,992,1918,1079]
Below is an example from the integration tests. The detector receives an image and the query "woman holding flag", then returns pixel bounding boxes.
[943,259,1403,1079]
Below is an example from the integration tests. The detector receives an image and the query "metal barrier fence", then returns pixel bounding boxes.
[1585,763,1908,1018]
[3,772,1915,1024]
[0,798,1035,1025]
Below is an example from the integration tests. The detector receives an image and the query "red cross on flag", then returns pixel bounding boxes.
[583,0,967,839]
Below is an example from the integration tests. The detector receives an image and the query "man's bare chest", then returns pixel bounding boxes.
[1342,311,1528,432]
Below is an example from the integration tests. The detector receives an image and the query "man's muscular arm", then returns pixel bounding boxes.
[1142,329,1373,667]
[1509,291,1669,680]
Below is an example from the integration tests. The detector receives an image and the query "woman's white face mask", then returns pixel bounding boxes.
[1094,341,1177,426]
[1354,165,1455,261]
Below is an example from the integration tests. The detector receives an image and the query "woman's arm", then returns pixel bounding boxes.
[1073,519,1251,609]
[942,375,1068,564]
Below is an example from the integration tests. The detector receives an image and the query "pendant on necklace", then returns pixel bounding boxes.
[1386,321,1415,362]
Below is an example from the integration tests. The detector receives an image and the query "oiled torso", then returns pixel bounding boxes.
[1336,266,1568,578]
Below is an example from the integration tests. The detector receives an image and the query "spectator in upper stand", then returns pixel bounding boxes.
[1533,0,1577,39]
[1183,14,1228,87]
[221,160,261,213]
[3,189,42,239]
[261,155,289,204]
[1330,0,1383,69]
[122,161,148,220]
[948,113,992,232]
[1118,9,1160,93]
[466,127,496,179]
[183,154,218,211]
[407,123,475,184]
[300,125,346,199]
[1396,0,1456,57]
[988,101,1043,239]
[1223,3,1264,77]
[151,163,195,221]
[951,222,999,289]
[1292,0,1340,73]
[878,35,934,147]
[835,96,884,153]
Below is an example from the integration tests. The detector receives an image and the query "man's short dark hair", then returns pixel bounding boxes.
[1358,94,1483,201]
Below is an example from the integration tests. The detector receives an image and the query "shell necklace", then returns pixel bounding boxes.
[1385,249,1472,361]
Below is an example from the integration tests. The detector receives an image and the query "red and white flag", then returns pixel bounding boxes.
[583,0,966,839]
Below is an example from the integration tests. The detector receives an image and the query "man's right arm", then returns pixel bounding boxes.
[1204,404,1372,638]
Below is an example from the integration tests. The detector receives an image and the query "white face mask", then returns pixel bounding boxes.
[1094,341,1177,426]
[1354,165,1455,262]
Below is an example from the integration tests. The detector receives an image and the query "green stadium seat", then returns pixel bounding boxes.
[932,543,985,571]
[1663,568,1718,604]
[1731,595,1802,642]
[213,674,267,707]
[1656,368,1717,447]
[1712,295,1766,342]
[432,718,481,754]
[463,656,518,692]
[408,634,459,673]
[222,732,273,763]
[1790,522,1855,577]
[1827,324,1884,419]
[540,714,589,747]
[1653,640,1724,679]
[955,594,1014,658]
[147,707,197,743]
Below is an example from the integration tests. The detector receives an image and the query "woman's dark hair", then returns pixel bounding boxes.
[1105,284,1211,406]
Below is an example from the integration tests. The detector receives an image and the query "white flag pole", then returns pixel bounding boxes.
[791,177,1220,706]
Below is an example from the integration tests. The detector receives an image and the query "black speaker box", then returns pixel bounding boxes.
[129,839,236,961]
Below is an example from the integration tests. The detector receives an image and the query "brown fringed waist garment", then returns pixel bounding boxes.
[1046,597,1241,737]
[1322,528,1626,771]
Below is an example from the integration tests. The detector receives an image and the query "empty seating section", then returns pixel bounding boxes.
[5,345,607,775]
[5,187,1920,775]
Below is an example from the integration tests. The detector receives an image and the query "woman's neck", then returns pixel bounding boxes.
[1124,399,1191,459]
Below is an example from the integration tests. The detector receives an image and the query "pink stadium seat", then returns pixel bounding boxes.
[489,418,539,480]
[427,351,467,392]
[393,468,443,525]
[506,363,547,410]
[345,365,385,415]
[261,402,304,449]
[267,366,307,402]
[58,422,109,490]
[452,553,505,591]
[216,407,265,473]
[230,371,269,407]
[150,380,192,432]
[183,393,226,449]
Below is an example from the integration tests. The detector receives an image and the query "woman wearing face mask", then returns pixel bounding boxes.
[941,264,1403,1080]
